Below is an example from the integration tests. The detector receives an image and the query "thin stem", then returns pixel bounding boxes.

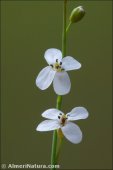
[56,95,62,109]
[66,21,72,33]
[51,96,62,170]
[62,0,67,57]
[55,0,67,164]
[51,1,67,169]
[56,137,63,162]
[51,130,57,169]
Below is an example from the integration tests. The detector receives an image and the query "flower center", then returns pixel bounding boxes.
[50,59,64,72]
[58,113,67,126]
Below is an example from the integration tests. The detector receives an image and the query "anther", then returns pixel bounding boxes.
[60,62,62,65]
[61,68,64,71]
[56,59,58,62]
[55,66,59,69]
[58,116,60,119]
[59,113,62,115]
[50,64,53,67]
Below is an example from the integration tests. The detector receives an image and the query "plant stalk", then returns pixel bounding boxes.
[51,1,67,169]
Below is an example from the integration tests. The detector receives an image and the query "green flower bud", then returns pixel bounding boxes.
[69,6,85,23]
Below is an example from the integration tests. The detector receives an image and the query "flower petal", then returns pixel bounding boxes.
[61,122,82,144]
[42,108,63,120]
[36,66,56,90]
[67,107,89,121]
[44,48,62,65]
[62,56,81,71]
[53,71,71,95]
[36,120,60,131]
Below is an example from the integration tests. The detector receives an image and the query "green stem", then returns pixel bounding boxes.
[56,137,63,162]
[56,95,62,109]
[51,1,67,169]
[51,130,57,167]
[62,0,67,57]
[66,21,72,33]
[50,96,62,170]
[51,97,62,170]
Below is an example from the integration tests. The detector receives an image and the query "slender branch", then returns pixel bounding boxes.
[56,95,62,109]
[51,130,57,168]
[56,132,63,162]
[51,1,67,169]
[62,0,67,57]
[66,21,72,33]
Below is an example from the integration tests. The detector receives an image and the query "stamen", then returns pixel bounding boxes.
[58,116,60,119]
[59,113,62,115]
[61,118,66,125]
[52,60,64,72]
[55,66,59,69]
[50,64,53,67]
[61,68,64,71]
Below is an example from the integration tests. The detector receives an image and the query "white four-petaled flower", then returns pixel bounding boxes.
[36,48,81,95]
[36,107,89,144]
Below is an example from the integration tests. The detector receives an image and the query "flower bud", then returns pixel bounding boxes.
[69,6,85,23]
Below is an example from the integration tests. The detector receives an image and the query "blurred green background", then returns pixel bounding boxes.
[1,0,112,169]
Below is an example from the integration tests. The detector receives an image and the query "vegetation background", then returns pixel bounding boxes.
[1,0,112,169]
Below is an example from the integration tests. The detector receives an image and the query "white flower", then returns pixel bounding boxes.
[36,107,89,144]
[36,48,81,95]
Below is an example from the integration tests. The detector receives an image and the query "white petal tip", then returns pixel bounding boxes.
[73,137,82,144]
[62,56,82,71]
[78,63,82,69]
[35,81,46,90]
[36,126,40,131]
[75,62,82,70]
[36,124,45,132]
